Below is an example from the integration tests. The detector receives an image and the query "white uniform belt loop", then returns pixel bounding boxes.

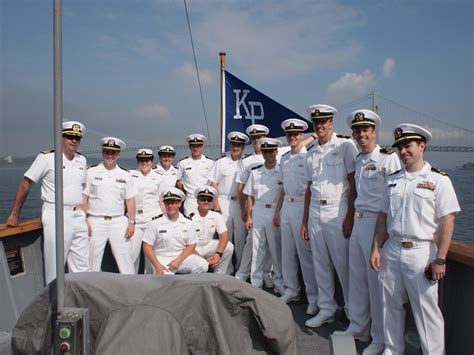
[354,210,378,218]
[255,201,276,209]
[220,195,238,201]
[286,196,304,203]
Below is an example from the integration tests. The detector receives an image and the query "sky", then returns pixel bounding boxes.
[0,0,473,166]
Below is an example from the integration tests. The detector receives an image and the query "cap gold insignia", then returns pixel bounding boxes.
[355,112,364,121]
[108,140,115,147]
[314,110,320,116]
[394,128,403,140]
[205,188,209,194]
[290,122,295,128]
[251,128,257,134]
[166,191,172,197]
[72,124,80,132]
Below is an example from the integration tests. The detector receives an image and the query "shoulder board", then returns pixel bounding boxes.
[118,165,128,171]
[87,164,98,169]
[76,151,83,156]
[244,153,251,158]
[152,165,157,169]
[389,169,401,176]
[251,164,263,170]
[185,212,194,220]
[221,153,227,158]
[356,152,362,157]
[282,151,290,157]
[336,134,351,139]
[431,167,448,176]
[306,143,315,151]
[41,149,54,154]
[380,148,395,155]
[152,214,163,221]
[179,156,189,161]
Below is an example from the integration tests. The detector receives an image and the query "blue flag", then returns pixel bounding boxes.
[223,70,308,151]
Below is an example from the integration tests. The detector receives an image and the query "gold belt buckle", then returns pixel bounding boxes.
[230,196,237,201]
[137,209,144,214]
[402,241,414,249]
[73,206,79,211]
[104,216,112,221]
[265,204,272,208]
[288,197,294,202]
[355,211,363,218]
[319,199,327,205]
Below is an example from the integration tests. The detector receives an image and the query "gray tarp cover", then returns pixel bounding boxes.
[12,272,298,354]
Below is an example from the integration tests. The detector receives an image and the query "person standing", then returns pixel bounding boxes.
[273,118,319,316]
[83,137,137,274]
[6,121,90,284]
[332,110,400,354]
[142,187,208,275]
[370,124,460,355]
[129,148,165,273]
[188,186,234,274]
[244,138,285,293]
[301,104,358,328]
[176,134,214,215]
[154,145,178,189]
[208,131,249,274]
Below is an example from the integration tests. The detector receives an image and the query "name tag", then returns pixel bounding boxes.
[94,177,103,181]
[185,167,192,170]
[116,178,126,183]
[417,181,435,191]
[387,183,396,187]
[365,164,376,171]
[159,230,167,233]
[79,167,84,170]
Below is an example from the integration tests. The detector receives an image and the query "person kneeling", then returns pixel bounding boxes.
[188,186,234,274]
[142,187,208,275]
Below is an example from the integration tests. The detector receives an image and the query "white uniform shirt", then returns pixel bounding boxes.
[176,155,214,197]
[380,162,460,241]
[83,163,137,216]
[25,151,86,206]
[236,147,290,185]
[189,210,227,247]
[208,155,241,197]
[304,133,358,201]
[142,213,198,258]
[129,169,162,216]
[154,163,178,189]
[244,164,282,204]
[354,145,401,213]
[279,147,307,199]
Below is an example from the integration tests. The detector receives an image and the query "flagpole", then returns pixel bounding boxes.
[219,51,226,156]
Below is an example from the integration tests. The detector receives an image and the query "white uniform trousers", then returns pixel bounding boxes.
[88,215,134,274]
[281,201,318,304]
[235,230,273,282]
[347,213,383,343]
[220,197,246,274]
[132,210,161,274]
[153,254,209,275]
[250,203,283,290]
[196,239,234,274]
[308,202,350,317]
[379,237,443,355]
[183,196,198,216]
[42,206,90,284]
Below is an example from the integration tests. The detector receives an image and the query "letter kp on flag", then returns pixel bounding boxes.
[223,71,307,151]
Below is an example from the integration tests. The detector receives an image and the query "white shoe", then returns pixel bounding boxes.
[263,277,274,289]
[305,313,335,328]
[332,330,371,342]
[306,303,319,315]
[362,343,385,354]
[279,293,300,303]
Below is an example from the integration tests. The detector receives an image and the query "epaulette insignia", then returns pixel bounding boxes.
[119,165,128,171]
[389,169,401,176]
[282,151,290,157]
[152,214,163,220]
[180,156,189,161]
[431,167,448,176]
[244,153,251,158]
[87,164,98,169]
[380,148,395,155]
[356,152,362,157]
[336,134,351,139]
[152,165,157,169]
[251,164,263,170]
[76,151,83,156]
[306,143,315,151]
[185,212,194,220]
[41,149,54,154]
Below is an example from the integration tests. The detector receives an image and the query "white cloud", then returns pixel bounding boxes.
[134,103,171,120]
[177,63,214,87]
[128,38,163,60]
[326,69,376,104]
[383,58,396,77]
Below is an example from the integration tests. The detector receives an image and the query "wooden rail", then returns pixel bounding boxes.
[1,218,473,267]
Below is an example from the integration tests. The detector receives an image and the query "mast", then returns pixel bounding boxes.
[53,0,65,309]
[220,52,226,156]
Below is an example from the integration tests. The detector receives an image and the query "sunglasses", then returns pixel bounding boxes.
[63,134,81,141]
[198,196,213,203]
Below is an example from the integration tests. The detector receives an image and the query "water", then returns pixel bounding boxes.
[1,159,473,245]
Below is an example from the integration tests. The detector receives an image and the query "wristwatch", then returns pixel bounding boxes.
[215,251,223,257]
[434,257,446,265]
[129,220,136,225]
